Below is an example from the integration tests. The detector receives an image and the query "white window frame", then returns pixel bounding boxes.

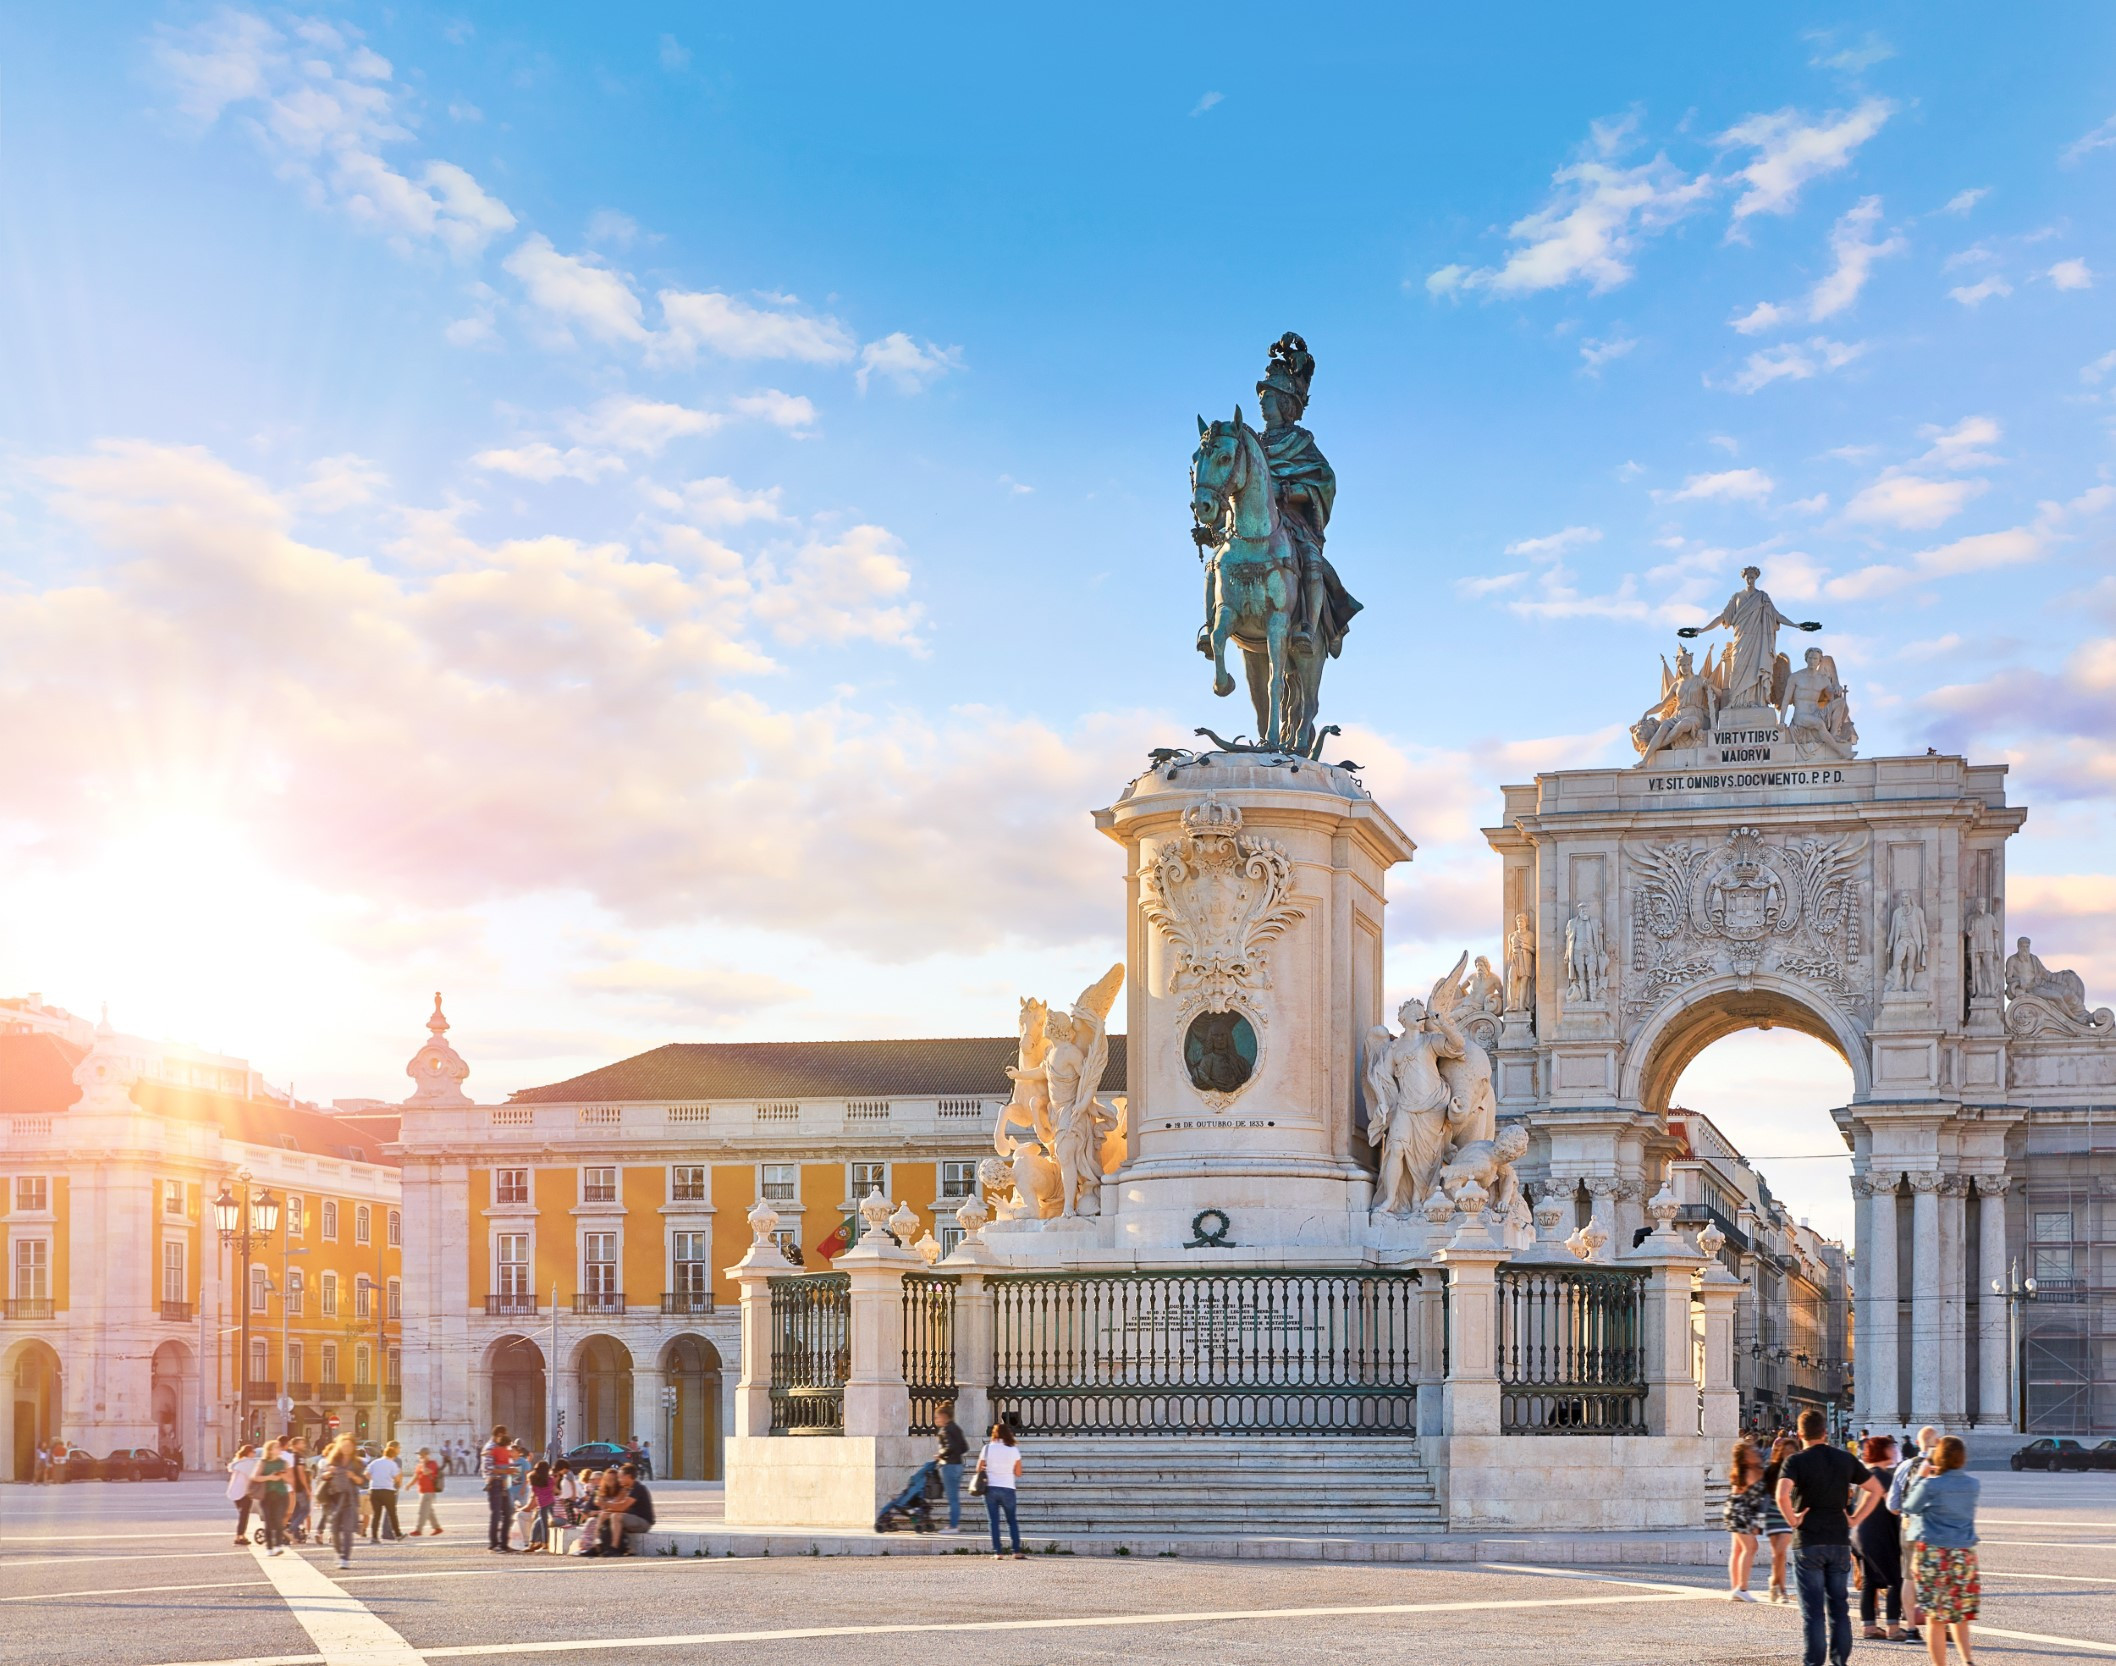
[285,1193,304,1237]
[320,1271,339,1317]
[321,1199,339,1241]
[581,1166,618,1205]
[355,1204,372,1246]
[14,1176,47,1213]
[670,1165,708,1203]
[320,1342,340,1387]
[161,1240,186,1306]
[387,1208,402,1248]
[581,1231,619,1296]
[849,1161,888,1201]
[286,1268,305,1317]
[496,1232,531,1299]
[13,1238,49,1300]
[162,1179,185,1218]
[354,1342,372,1386]
[939,1160,976,1200]
[387,1277,402,1320]
[355,1275,373,1320]
[287,1338,305,1385]
[250,1266,270,1314]
[495,1168,530,1206]
[671,1230,710,1298]
[760,1163,797,1205]
[249,1338,269,1385]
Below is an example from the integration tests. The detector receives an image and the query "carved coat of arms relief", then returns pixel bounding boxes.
[1623,825,1870,1029]
[1139,795,1305,1106]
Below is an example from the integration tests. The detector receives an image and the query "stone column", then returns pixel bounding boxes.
[1585,1175,1622,1254]
[1435,1196,1510,1437]
[837,1229,917,1440]
[1937,1176,1969,1424]
[1620,1191,1708,1438]
[1856,1174,1899,1428]
[1909,1171,1942,1423]
[1975,1177,2013,1427]
[725,1226,785,1440]
[940,1228,997,1439]
[1695,1229,1743,1442]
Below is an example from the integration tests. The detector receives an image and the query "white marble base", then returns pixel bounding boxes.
[1429,1433,1714,1532]
[722,1433,930,1529]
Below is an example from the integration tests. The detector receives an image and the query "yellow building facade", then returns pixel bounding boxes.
[0,1001,402,1476]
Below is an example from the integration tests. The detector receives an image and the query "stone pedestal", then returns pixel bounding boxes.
[839,1234,917,1439]
[726,1243,783,1440]
[1091,753,1415,1254]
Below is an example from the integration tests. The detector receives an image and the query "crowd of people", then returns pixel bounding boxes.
[224,1435,430,1569]
[1724,1409,1983,1666]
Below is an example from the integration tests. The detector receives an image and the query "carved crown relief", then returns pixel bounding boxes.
[1625,826,1870,1022]
[1141,796,1305,1030]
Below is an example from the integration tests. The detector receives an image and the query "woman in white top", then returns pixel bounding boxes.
[226,1444,261,1545]
[975,1421,1025,1559]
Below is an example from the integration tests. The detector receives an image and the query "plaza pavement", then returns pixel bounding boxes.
[1,1473,2111,1665]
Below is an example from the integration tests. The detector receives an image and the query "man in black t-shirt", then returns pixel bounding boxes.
[1776,1408,1884,1666]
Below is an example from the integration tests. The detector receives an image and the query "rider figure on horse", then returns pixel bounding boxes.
[1197,333,1361,664]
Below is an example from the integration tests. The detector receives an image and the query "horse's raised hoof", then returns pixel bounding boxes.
[1213,670,1235,697]
[1195,626,1212,658]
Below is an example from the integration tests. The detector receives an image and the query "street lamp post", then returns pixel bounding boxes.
[214,1172,280,1449]
[1990,1258,2039,1433]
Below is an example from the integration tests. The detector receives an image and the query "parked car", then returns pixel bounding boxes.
[562,1442,633,1470]
[2011,1437,2091,1471]
[101,1448,182,1482]
[59,1447,103,1482]
[2081,1439,2116,1472]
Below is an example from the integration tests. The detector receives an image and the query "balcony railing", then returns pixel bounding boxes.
[660,1291,717,1316]
[159,1299,194,1323]
[318,1382,348,1400]
[4,1297,54,1320]
[285,1381,316,1401]
[573,1292,627,1316]
[242,1381,280,1402]
[484,1294,539,1317]
[350,1384,378,1403]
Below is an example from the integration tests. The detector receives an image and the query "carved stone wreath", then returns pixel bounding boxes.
[1140,795,1304,1104]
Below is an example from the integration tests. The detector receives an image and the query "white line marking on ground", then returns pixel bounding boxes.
[248,1544,425,1666]
[1980,1537,2116,1548]
[1976,1627,2116,1656]
[3,1529,240,1543]
[1982,1568,2116,1585]
[7,1556,763,1604]
[150,1590,1729,1666]
[1,1575,274,1603]
[0,1548,254,1569]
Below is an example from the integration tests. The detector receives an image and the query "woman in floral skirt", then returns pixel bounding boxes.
[1903,1435,1981,1666]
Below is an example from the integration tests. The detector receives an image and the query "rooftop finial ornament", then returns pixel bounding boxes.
[1189,333,1361,758]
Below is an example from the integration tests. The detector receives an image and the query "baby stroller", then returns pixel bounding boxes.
[874,1459,942,1533]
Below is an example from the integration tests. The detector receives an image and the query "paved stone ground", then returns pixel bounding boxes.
[2,1474,2111,1665]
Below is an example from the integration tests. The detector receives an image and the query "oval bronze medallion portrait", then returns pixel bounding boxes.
[1183,1009,1258,1095]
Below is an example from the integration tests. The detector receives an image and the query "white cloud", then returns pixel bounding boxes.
[1579,334,1637,373]
[1789,493,1831,515]
[1504,525,1601,559]
[751,525,922,649]
[568,396,720,456]
[153,10,514,258]
[1456,571,1528,599]
[1808,196,1903,320]
[728,390,819,432]
[657,34,692,71]
[2049,258,2094,291]
[2062,114,2116,165]
[503,235,647,343]
[1805,30,1894,73]
[1940,188,1989,216]
[1917,415,2004,471]
[655,289,857,365]
[1731,301,1787,335]
[1842,472,1987,530]
[584,209,642,249]
[1190,91,1224,117]
[1656,468,1774,505]
[1615,460,1645,482]
[571,957,805,1022]
[1825,488,2111,600]
[444,280,500,347]
[1948,276,2012,307]
[1718,100,1893,228]
[471,443,624,483]
[2083,349,2116,386]
[856,332,965,393]
[289,454,388,513]
[1426,116,1711,297]
[1724,337,1863,394]
[651,476,787,528]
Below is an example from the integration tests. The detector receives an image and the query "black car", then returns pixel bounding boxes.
[59,1447,103,1482]
[2011,1437,2090,1471]
[563,1442,633,1470]
[2080,1440,2116,1472]
[101,1448,182,1482]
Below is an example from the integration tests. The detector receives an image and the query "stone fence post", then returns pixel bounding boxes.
[838,1192,918,1439]
[727,1201,786,1439]
[1620,1188,1708,1437]
[1693,1222,1743,1441]
[940,1193,996,1437]
[1434,1185,1510,1437]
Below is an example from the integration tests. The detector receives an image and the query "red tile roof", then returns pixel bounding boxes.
[0,1032,85,1116]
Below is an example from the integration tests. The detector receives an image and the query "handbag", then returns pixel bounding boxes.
[969,1469,987,1497]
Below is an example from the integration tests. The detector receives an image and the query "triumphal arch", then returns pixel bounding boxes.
[1486,566,2116,1434]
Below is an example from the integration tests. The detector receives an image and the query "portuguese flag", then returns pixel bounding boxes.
[815,1211,859,1260]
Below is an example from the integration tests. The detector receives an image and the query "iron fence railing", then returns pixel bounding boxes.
[661,1291,717,1316]
[1496,1264,1648,1434]
[769,1272,850,1434]
[990,1269,1425,1435]
[902,1272,958,1434]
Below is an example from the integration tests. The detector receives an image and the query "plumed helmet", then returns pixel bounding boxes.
[1255,331,1315,417]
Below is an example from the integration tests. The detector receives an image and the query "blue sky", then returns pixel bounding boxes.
[3,5,2113,1236]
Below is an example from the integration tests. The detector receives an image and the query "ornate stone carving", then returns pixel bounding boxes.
[745,1198,781,1246]
[1973,1174,2010,1198]
[404,993,473,1108]
[1584,1175,1624,1200]
[858,1189,895,1239]
[888,1200,921,1243]
[1676,565,1824,710]
[1632,644,1721,768]
[1363,955,1500,1217]
[1965,898,2004,1001]
[1935,1174,1971,1198]
[1697,1220,1728,1258]
[1563,902,1607,1003]
[1141,797,1303,1094]
[1625,826,1868,1012]
[993,967,1126,1215]
[1906,1170,1941,1194]
[1782,648,1858,759]
[1849,1174,1878,1199]
[913,1231,942,1266]
[1885,891,1929,994]
[1504,912,1536,1016]
[2004,936,2116,1036]
[1438,1123,1529,1219]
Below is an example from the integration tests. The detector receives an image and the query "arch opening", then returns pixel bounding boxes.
[7,1339,62,1482]
[573,1336,633,1447]
[658,1334,722,1480]
[485,1335,546,1453]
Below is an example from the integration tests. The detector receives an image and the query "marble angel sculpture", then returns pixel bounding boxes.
[993,965,1126,1218]
[1364,954,1492,1216]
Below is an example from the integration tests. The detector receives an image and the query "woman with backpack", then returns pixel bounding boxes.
[316,1435,368,1571]
[410,1448,445,1535]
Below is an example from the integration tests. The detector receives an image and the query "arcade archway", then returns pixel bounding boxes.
[573,1336,632,1446]
[659,1334,722,1480]
[484,1335,546,1453]
[6,1339,61,1481]
[151,1340,197,1463]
